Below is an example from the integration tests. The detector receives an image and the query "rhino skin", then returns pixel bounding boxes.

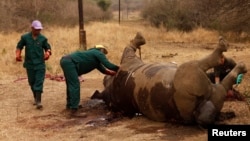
[91,35,247,126]
[113,63,178,119]
[173,37,227,123]
[193,61,247,125]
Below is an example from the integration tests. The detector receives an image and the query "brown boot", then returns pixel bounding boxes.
[70,109,87,118]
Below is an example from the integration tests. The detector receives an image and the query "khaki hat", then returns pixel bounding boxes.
[95,45,108,54]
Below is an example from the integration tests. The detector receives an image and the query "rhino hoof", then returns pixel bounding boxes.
[195,101,216,127]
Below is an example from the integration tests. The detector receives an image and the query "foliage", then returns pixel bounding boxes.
[0,0,112,32]
[97,0,111,11]
[141,0,250,34]
[0,0,249,38]
[141,0,195,32]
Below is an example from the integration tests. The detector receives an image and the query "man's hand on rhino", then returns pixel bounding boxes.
[105,69,116,76]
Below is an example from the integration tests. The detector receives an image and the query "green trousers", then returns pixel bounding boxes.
[26,68,45,94]
[60,57,80,109]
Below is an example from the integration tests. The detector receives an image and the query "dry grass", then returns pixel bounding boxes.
[0,21,221,77]
[0,22,250,141]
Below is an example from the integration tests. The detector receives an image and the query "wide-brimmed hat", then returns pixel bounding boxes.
[31,20,43,29]
[95,44,108,54]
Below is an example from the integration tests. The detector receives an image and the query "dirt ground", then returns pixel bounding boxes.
[1,42,250,141]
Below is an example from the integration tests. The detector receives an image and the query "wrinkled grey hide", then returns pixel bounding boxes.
[91,36,247,126]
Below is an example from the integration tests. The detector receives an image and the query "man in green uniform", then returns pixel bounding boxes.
[207,55,236,84]
[60,45,119,117]
[207,55,244,100]
[16,20,52,109]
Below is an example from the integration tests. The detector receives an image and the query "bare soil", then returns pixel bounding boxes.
[1,42,250,141]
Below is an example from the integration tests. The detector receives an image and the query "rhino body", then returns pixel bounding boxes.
[109,63,179,121]
[91,35,247,126]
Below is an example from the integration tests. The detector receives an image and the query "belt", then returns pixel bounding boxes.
[62,55,80,74]
[62,55,72,60]
[62,55,78,66]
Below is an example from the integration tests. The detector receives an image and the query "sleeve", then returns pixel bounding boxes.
[96,64,107,74]
[16,35,26,50]
[213,66,221,77]
[96,52,119,71]
[227,58,236,68]
[42,38,52,55]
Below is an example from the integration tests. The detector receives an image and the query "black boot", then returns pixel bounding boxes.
[33,92,37,105]
[35,92,43,109]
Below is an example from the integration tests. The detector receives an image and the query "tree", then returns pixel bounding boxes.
[142,0,250,34]
[97,0,111,11]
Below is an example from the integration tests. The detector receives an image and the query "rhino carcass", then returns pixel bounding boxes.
[91,35,247,126]
[93,44,179,120]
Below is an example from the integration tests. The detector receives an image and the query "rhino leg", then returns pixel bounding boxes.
[195,101,217,126]
[174,91,197,124]
[91,90,103,100]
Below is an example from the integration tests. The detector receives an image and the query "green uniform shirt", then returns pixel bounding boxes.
[16,32,51,69]
[214,57,236,78]
[68,48,119,75]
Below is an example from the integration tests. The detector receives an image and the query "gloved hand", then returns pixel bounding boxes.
[236,74,243,84]
[44,51,51,60]
[105,69,116,76]
[16,49,22,62]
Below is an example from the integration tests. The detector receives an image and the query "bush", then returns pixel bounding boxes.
[0,0,112,32]
[141,0,195,32]
[141,0,250,35]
